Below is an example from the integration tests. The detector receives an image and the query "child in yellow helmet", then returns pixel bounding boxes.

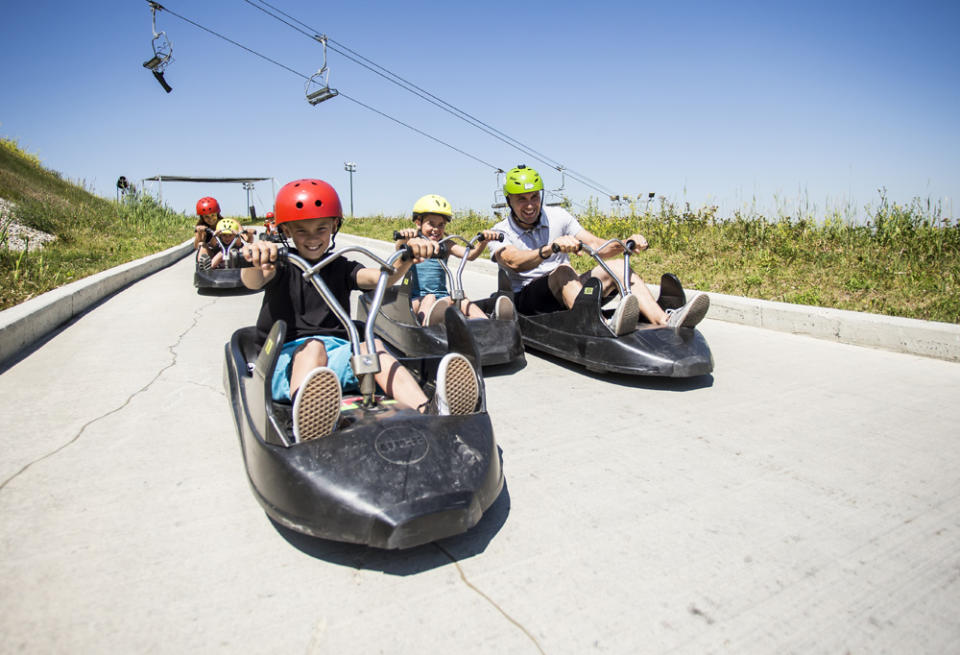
[395,194,514,326]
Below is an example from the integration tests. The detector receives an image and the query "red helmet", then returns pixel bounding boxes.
[274,179,343,227]
[196,197,220,216]
[265,211,274,219]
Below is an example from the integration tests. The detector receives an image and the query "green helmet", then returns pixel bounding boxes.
[503,165,544,195]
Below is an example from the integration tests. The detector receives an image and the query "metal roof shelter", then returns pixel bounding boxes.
[140,176,276,219]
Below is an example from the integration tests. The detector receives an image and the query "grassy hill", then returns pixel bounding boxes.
[342,195,959,324]
[2,137,957,323]
[0,139,191,310]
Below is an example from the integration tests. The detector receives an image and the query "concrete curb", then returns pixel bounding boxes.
[0,239,194,365]
[340,233,960,363]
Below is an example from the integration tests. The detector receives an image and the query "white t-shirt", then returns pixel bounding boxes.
[488,205,584,292]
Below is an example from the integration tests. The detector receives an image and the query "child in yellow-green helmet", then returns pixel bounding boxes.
[394,194,514,326]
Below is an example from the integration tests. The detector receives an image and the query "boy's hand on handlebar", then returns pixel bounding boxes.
[242,241,278,273]
[394,228,418,248]
[405,236,440,263]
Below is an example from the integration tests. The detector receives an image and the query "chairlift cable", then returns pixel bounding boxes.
[336,92,500,170]
[149,3,500,171]
[240,0,564,171]
[156,4,305,79]
[240,0,617,198]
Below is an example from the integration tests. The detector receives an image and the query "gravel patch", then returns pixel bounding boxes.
[0,198,57,252]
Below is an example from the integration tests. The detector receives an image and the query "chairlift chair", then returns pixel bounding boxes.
[305,34,338,106]
[142,2,173,93]
[544,166,566,207]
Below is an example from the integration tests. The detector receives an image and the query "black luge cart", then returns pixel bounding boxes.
[223,244,504,549]
[357,232,524,367]
[507,238,714,377]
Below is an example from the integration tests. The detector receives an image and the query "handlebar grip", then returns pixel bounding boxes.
[550,242,583,254]
[625,239,636,252]
[476,232,506,242]
[393,230,403,241]
[399,242,447,262]
[238,246,288,267]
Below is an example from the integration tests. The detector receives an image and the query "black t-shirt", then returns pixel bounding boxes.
[255,253,364,344]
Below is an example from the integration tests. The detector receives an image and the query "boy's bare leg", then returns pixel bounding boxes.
[459,299,487,319]
[362,341,429,408]
[290,340,328,398]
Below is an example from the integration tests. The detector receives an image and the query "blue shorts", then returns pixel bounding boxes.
[270,336,359,402]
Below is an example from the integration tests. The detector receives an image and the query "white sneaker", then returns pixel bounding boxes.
[431,353,479,415]
[665,293,710,328]
[608,294,639,336]
[425,299,450,327]
[493,296,515,321]
[292,367,341,441]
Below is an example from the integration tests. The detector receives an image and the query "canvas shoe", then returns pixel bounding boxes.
[665,293,710,328]
[493,295,515,321]
[292,366,341,441]
[608,294,640,336]
[197,252,212,270]
[428,353,479,415]
[425,299,450,326]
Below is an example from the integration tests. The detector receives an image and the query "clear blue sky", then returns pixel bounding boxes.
[2,1,958,222]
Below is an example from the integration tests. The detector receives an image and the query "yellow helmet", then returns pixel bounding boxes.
[216,218,241,234]
[412,194,453,220]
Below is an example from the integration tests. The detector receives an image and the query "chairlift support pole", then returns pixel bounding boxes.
[344,162,357,217]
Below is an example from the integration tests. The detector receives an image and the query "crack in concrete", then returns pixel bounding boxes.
[185,379,225,396]
[435,543,547,654]
[0,300,215,493]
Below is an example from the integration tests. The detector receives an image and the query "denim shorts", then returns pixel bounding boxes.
[270,336,359,402]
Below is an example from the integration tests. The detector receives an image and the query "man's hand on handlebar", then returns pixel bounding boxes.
[625,233,649,252]
[550,235,582,253]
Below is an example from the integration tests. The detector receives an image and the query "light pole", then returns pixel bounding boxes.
[344,162,357,217]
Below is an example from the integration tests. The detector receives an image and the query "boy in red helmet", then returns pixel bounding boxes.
[241,179,481,441]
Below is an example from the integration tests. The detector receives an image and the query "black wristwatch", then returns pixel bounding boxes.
[538,246,549,259]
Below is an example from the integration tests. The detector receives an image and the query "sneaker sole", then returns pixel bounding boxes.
[495,296,515,321]
[680,294,710,328]
[293,368,341,441]
[440,354,479,415]
[426,300,449,327]
[611,295,640,336]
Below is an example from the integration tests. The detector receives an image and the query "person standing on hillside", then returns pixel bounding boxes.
[486,165,709,334]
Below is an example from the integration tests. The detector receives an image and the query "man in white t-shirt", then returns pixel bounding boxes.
[487,165,709,335]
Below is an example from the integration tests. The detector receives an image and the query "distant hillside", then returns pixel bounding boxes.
[0,138,191,310]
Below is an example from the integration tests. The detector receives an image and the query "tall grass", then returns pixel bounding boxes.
[1,138,191,310]
[341,193,959,324]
